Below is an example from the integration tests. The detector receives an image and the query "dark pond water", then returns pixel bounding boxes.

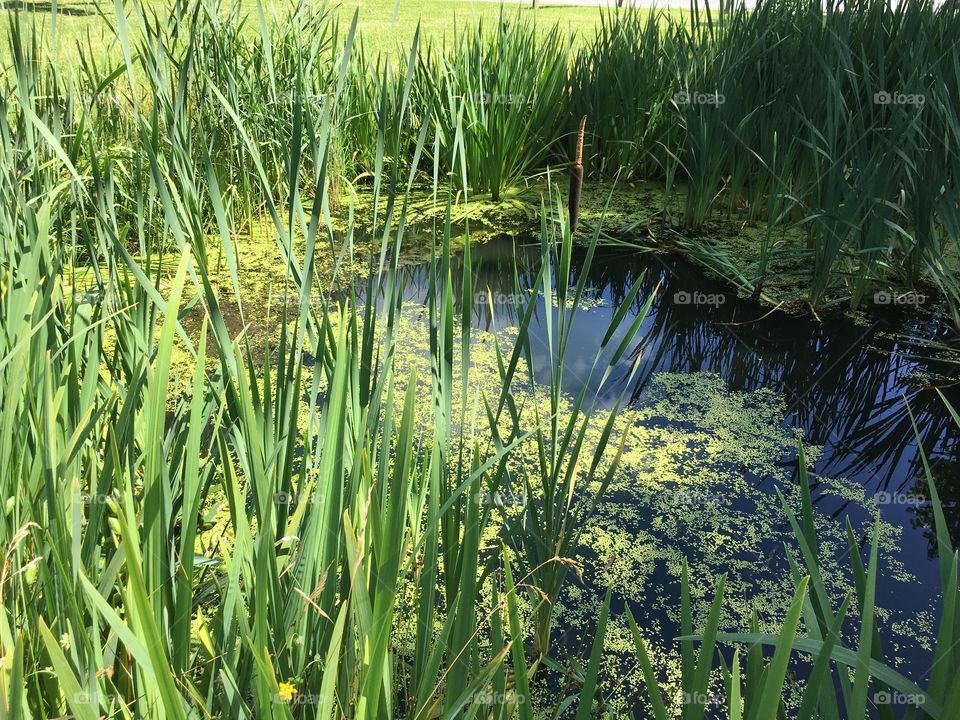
[372,235,960,712]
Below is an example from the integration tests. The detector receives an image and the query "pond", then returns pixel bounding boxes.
[370,234,959,714]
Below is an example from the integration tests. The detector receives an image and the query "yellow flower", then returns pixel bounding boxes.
[277,682,297,704]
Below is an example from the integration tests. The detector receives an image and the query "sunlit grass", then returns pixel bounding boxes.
[1,1,958,718]
[0,0,681,65]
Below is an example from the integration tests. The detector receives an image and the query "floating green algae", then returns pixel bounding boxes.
[313,303,930,718]
[116,221,934,715]
[330,179,960,322]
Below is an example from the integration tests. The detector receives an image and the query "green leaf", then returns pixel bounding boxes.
[575,587,612,720]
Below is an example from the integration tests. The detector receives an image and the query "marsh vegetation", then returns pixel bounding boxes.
[1,0,959,717]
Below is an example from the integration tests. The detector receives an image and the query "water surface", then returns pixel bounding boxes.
[381,235,959,709]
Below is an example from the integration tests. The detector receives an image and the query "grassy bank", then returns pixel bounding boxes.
[0,0,649,62]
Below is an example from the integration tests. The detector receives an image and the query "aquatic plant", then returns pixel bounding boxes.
[13,0,960,317]
[1,2,958,719]
[616,423,960,720]
[568,115,586,235]
[426,11,570,202]
[572,0,960,314]
[1,8,502,718]
[0,7,640,715]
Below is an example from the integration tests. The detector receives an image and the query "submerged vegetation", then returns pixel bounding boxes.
[1,0,959,717]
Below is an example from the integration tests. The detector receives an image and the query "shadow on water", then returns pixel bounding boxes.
[386,235,960,549]
[357,234,959,704]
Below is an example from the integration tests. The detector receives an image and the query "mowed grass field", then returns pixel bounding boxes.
[0,0,680,63]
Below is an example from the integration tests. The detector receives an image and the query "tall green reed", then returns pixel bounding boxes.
[3,3,959,719]
[427,12,570,202]
[572,0,960,314]
[0,5,640,717]
[16,0,960,318]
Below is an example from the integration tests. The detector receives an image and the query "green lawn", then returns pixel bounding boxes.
[1,0,678,64]
[337,0,613,51]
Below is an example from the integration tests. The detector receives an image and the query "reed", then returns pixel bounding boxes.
[0,7,640,717]
[14,0,960,317]
[1,2,958,719]
[426,11,570,201]
[572,0,960,314]
[567,115,585,234]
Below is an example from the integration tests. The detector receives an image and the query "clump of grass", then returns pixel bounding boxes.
[427,10,570,201]
[574,0,960,316]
